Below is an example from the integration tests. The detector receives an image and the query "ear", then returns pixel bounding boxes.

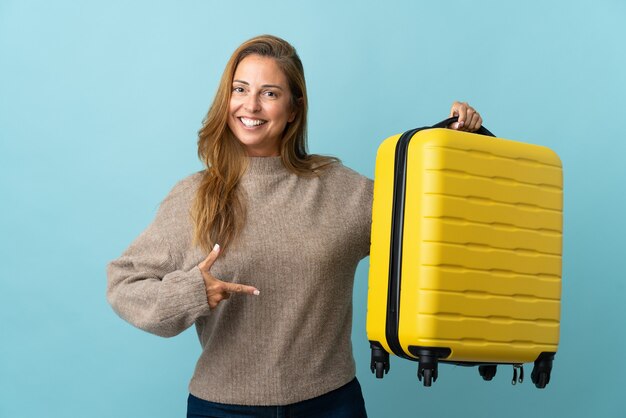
[288,97,303,123]
[288,110,297,123]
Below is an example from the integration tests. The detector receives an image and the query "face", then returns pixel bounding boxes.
[228,55,296,157]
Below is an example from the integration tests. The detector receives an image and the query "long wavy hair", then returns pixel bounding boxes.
[192,35,338,253]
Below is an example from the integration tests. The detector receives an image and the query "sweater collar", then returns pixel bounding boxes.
[245,156,288,175]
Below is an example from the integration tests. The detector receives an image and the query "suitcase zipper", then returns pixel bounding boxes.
[512,364,524,385]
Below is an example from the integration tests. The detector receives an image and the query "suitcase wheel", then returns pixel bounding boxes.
[419,368,435,387]
[478,365,497,381]
[374,362,386,378]
[369,342,390,379]
[531,352,555,389]
[409,347,450,387]
[533,371,549,389]
[417,355,439,387]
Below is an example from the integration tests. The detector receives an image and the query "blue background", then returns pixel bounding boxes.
[1,1,625,417]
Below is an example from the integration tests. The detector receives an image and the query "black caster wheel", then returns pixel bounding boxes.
[370,342,390,379]
[411,347,450,387]
[375,362,385,379]
[478,365,497,381]
[416,352,439,387]
[533,371,549,389]
[531,352,554,389]
[422,368,433,387]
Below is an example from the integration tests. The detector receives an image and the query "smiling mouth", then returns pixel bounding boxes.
[239,117,267,128]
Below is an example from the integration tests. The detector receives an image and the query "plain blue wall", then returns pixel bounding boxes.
[2,1,625,417]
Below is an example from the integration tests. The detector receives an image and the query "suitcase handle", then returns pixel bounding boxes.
[431,116,495,137]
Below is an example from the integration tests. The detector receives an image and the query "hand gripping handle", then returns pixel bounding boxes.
[431,116,495,137]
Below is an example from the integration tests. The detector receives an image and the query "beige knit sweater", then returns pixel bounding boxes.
[107,157,373,405]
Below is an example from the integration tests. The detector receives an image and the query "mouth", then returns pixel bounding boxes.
[238,117,267,128]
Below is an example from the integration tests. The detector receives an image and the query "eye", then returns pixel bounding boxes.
[263,90,278,98]
[232,86,245,94]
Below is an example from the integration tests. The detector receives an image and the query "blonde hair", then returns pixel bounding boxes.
[192,34,338,253]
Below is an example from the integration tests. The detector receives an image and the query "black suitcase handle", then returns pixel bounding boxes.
[431,116,495,137]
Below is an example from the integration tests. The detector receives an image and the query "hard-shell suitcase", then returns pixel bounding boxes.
[366,117,562,388]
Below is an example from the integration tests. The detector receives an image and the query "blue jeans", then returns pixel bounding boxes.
[187,378,368,418]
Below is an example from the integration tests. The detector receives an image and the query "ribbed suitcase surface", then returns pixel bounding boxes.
[366,124,562,387]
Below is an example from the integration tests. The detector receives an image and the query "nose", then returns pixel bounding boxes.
[244,94,261,113]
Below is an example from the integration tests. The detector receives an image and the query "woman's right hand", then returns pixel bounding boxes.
[198,244,260,309]
[448,101,483,132]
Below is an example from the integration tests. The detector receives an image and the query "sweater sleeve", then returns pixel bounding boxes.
[362,178,374,257]
[359,176,374,259]
[106,177,210,338]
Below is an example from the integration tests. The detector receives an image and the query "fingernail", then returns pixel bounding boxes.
[459,121,465,128]
[253,290,260,296]
[213,243,220,252]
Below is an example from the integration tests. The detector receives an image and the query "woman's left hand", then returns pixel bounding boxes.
[448,101,483,132]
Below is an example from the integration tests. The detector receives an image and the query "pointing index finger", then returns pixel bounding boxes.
[225,281,260,296]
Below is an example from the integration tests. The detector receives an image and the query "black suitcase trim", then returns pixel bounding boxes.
[384,126,422,360]
[384,119,495,359]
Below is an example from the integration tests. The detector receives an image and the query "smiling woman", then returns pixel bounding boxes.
[192,35,340,254]
[228,55,296,157]
[106,34,482,417]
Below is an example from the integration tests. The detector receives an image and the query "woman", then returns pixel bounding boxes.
[107,34,482,417]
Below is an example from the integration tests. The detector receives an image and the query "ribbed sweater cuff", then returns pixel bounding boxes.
[161,265,210,320]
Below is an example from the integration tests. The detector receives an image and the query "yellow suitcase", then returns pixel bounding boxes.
[366,118,562,388]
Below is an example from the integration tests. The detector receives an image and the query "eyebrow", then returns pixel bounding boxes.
[233,80,284,90]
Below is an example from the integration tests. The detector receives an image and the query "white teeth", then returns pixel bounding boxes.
[240,117,266,127]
